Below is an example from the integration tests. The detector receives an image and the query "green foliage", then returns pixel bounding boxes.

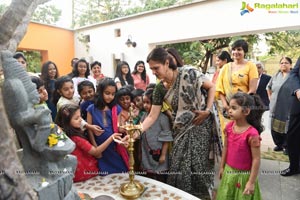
[32,5,62,25]
[265,30,300,59]
[73,0,194,27]
[143,0,177,10]
[73,0,126,28]
[19,51,42,73]
[162,35,261,72]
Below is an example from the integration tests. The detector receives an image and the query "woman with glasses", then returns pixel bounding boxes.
[114,61,134,90]
[267,57,293,155]
[132,60,149,91]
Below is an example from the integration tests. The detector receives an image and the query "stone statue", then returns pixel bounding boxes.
[1,50,80,200]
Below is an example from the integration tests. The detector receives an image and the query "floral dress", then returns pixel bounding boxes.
[152,66,214,198]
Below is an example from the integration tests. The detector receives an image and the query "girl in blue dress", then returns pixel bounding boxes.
[87,78,129,175]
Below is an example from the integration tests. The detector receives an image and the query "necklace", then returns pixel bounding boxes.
[233,124,250,133]
[165,70,176,88]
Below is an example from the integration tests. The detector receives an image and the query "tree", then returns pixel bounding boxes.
[163,35,260,72]
[32,4,61,25]
[73,0,127,28]
[73,0,194,28]
[265,30,300,59]
[0,0,51,199]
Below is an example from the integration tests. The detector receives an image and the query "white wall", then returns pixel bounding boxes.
[74,0,300,82]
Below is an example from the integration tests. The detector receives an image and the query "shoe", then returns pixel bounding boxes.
[280,168,300,176]
[273,146,283,151]
[283,148,288,155]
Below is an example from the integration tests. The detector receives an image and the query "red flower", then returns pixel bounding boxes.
[236,182,241,188]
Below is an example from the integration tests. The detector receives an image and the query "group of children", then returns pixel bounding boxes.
[31,68,265,200]
[31,74,173,183]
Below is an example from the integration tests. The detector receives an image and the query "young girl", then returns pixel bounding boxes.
[31,76,49,108]
[55,104,125,182]
[116,86,133,127]
[72,59,96,98]
[216,92,264,200]
[53,76,80,112]
[139,88,173,182]
[114,61,134,89]
[53,76,102,134]
[131,60,149,91]
[86,78,129,174]
[131,88,146,124]
[40,61,60,121]
[78,80,96,121]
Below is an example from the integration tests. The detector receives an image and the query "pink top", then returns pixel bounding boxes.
[225,121,261,170]
[132,73,149,91]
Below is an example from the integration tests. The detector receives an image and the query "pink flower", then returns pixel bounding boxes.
[236,182,241,188]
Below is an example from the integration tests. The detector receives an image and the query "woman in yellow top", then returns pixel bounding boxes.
[216,39,258,114]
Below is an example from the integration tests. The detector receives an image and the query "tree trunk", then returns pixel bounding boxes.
[0,0,51,199]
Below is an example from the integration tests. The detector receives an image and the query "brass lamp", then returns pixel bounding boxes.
[119,107,144,199]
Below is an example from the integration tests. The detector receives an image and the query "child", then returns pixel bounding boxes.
[31,76,49,109]
[53,76,80,112]
[216,92,264,200]
[116,86,133,127]
[72,59,96,99]
[53,76,102,135]
[139,88,173,183]
[131,88,145,124]
[86,78,129,174]
[78,80,95,121]
[55,104,125,182]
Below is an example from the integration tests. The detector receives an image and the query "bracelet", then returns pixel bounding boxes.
[205,108,213,115]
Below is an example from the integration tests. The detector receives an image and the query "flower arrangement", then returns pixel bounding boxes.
[47,123,68,147]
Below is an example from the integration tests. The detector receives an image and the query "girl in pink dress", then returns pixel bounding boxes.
[216,92,264,200]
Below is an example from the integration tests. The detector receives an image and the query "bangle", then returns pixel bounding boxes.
[205,108,213,115]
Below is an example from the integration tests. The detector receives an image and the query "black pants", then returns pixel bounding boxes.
[271,130,287,149]
[287,114,300,171]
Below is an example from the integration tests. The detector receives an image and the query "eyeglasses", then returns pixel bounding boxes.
[19,61,26,64]
[256,66,262,69]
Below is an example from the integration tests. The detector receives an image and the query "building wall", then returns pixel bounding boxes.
[18,22,74,75]
[74,0,300,82]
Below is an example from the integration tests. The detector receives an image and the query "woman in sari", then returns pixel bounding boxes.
[140,47,216,198]
[267,57,293,154]
[216,39,258,121]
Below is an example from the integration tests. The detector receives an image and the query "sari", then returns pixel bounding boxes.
[159,66,215,198]
[216,62,258,103]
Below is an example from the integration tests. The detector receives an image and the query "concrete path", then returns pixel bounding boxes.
[259,111,300,200]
